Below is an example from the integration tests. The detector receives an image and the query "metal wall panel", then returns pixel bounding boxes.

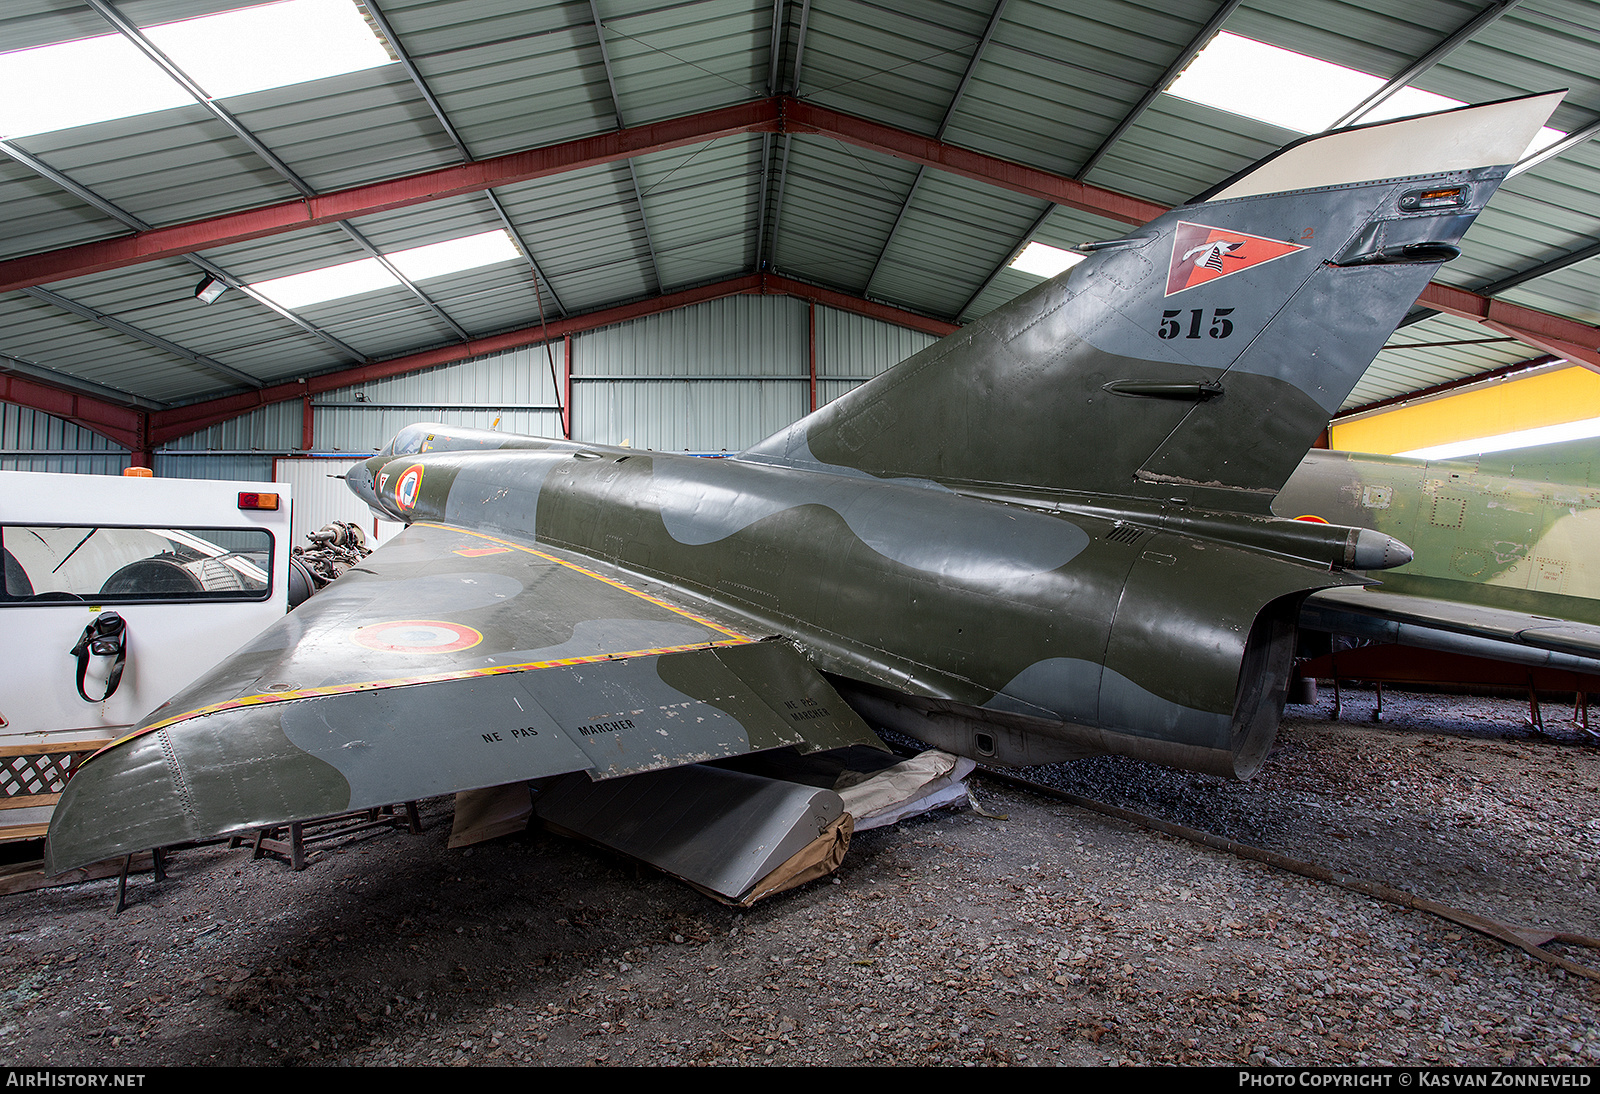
[151,452,275,481]
[814,304,939,389]
[0,403,129,475]
[142,294,938,463]
[0,453,130,476]
[570,295,808,450]
[573,380,808,453]
[274,457,404,548]
[311,341,567,452]
[313,405,566,453]
[576,295,806,377]
[161,399,302,452]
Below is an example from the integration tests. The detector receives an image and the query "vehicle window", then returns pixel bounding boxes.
[1,525,272,604]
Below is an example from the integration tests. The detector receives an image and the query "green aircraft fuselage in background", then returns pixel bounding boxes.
[44,93,1570,875]
[1275,440,1600,685]
[1280,442,1600,627]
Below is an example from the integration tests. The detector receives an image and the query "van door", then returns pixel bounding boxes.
[0,471,289,841]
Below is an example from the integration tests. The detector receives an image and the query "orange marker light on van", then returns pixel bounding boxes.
[238,492,280,510]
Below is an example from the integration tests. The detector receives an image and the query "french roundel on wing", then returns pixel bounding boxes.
[352,619,483,654]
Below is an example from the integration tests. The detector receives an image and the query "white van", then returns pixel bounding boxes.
[0,470,291,843]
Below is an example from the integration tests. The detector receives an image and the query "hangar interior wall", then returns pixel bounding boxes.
[1331,364,1600,456]
[2,402,130,476]
[3,297,940,482]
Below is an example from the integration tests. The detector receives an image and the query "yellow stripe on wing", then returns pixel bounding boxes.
[422,522,750,641]
[98,637,751,755]
[91,528,757,761]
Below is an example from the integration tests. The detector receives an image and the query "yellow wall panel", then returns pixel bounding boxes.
[1330,365,1600,454]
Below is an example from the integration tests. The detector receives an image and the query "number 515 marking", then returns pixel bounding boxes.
[1159,308,1234,339]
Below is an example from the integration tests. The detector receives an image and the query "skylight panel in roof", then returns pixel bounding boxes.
[252,256,397,309]
[251,231,521,308]
[145,0,393,101]
[0,36,191,137]
[0,0,392,139]
[1168,33,1377,133]
[1167,32,1561,155]
[389,232,522,283]
[1009,242,1085,279]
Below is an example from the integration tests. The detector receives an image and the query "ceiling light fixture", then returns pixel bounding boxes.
[193,275,227,304]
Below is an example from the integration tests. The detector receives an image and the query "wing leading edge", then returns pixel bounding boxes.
[45,522,882,873]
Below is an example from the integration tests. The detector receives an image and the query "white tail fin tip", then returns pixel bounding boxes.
[1211,91,1565,202]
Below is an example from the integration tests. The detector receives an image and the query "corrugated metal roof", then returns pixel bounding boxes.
[0,155,123,262]
[223,66,462,194]
[865,168,1045,316]
[1353,313,1545,410]
[599,0,773,123]
[959,203,1135,317]
[632,137,764,288]
[938,0,1209,177]
[799,0,995,133]
[3,0,1600,438]
[771,136,922,286]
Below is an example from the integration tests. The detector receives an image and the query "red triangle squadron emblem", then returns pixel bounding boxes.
[1165,221,1306,296]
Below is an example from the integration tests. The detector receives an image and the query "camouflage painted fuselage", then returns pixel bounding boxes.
[349,423,1373,779]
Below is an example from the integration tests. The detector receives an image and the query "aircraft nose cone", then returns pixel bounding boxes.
[347,459,380,511]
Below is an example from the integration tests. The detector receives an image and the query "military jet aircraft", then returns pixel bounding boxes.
[1278,439,1600,692]
[46,93,1564,875]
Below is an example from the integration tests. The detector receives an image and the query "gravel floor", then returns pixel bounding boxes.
[2,686,1597,1067]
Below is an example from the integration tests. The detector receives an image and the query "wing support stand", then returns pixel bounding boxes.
[246,804,423,872]
[113,847,166,914]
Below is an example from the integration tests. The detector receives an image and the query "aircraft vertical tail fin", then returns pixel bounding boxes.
[743,93,1563,511]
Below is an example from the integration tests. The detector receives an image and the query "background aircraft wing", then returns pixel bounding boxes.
[1302,586,1600,661]
[45,521,881,872]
